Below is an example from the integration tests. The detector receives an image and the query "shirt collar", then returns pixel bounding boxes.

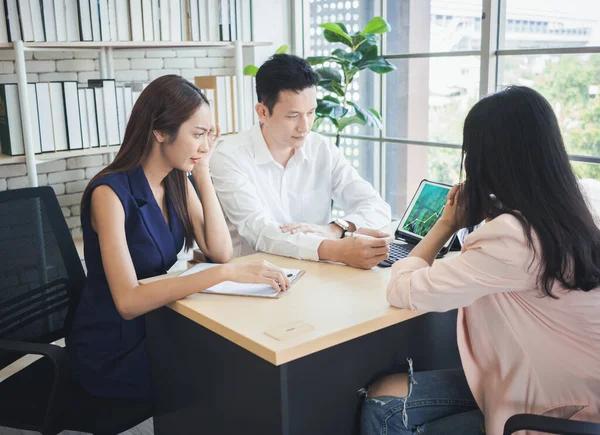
[251,123,310,166]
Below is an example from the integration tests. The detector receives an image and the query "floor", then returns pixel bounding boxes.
[0,237,159,435]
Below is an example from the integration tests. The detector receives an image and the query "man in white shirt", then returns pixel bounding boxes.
[210,54,392,269]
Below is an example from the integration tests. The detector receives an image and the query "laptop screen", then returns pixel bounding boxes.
[397,180,454,248]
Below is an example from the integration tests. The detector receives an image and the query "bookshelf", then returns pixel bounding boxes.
[0,39,271,187]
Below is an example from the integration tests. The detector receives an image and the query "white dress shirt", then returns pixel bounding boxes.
[210,124,391,260]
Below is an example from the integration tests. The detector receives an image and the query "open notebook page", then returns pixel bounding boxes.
[179,263,304,298]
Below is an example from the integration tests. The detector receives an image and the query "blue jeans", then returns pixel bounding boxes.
[360,360,485,434]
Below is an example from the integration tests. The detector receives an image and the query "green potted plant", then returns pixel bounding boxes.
[307,16,395,146]
[244,17,395,147]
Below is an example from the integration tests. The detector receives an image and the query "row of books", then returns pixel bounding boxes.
[0,0,252,43]
[0,75,258,156]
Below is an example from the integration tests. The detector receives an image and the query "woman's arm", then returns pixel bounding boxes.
[91,185,286,320]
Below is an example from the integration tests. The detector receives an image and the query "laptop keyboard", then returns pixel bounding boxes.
[379,243,412,268]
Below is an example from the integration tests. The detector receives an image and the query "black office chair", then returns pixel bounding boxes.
[504,413,600,435]
[0,186,153,435]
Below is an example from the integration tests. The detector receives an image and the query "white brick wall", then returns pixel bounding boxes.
[0,47,236,235]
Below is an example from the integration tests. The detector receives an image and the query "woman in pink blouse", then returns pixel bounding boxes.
[360,86,600,435]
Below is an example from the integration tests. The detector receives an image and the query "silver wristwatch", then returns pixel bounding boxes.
[330,218,350,238]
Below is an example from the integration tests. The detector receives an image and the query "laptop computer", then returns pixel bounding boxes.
[379,180,458,268]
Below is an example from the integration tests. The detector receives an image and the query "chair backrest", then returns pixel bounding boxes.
[504,413,600,435]
[0,186,86,369]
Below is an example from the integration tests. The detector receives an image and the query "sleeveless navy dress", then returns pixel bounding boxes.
[67,165,185,398]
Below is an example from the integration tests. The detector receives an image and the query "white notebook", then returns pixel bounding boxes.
[179,263,304,299]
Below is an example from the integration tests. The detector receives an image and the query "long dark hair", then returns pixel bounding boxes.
[82,74,209,250]
[460,85,600,296]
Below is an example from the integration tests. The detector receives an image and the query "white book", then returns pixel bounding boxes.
[49,82,68,151]
[141,0,153,41]
[204,88,216,125]
[229,0,237,41]
[78,0,93,41]
[63,82,83,150]
[116,0,130,41]
[244,75,255,125]
[107,0,118,41]
[102,80,120,145]
[85,88,99,148]
[0,1,8,42]
[42,0,57,41]
[129,0,143,41]
[54,0,68,41]
[93,87,107,146]
[198,0,208,41]
[123,86,133,123]
[224,76,234,132]
[98,0,110,41]
[65,0,81,41]
[18,0,35,42]
[89,0,101,41]
[170,0,181,41]
[216,77,228,133]
[5,0,21,42]
[219,0,229,41]
[241,0,251,41]
[116,86,126,142]
[0,85,24,156]
[207,0,219,41]
[26,84,42,154]
[78,88,90,148]
[159,0,170,41]
[35,83,54,153]
[29,0,45,41]
[189,0,199,41]
[151,0,159,41]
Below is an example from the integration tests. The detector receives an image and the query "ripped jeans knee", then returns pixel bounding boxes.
[359,358,417,431]
[359,360,483,435]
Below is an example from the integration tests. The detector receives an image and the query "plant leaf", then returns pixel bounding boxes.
[369,108,382,122]
[364,58,396,74]
[243,65,259,76]
[320,22,352,44]
[315,67,343,83]
[323,29,353,47]
[355,43,378,68]
[317,98,348,119]
[312,117,325,132]
[351,102,383,129]
[360,17,391,35]
[336,115,366,132]
[319,80,345,97]
[306,56,334,66]
[275,44,290,54]
[322,95,341,103]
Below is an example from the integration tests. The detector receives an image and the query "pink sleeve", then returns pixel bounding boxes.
[386,216,538,312]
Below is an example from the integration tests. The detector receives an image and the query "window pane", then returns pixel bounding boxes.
[386,0,482,54]
[500,0,600,50]
[330,137,378,218]
[498,53,600,156]
[384,143,461,218]
[573,162,600,181]
[385,57,480,144]
[308,0,378,137]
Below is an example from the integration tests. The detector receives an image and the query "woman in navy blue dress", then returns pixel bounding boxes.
[67,75,290,399]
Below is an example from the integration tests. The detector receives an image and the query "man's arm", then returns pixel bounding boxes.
[210,149,326,260]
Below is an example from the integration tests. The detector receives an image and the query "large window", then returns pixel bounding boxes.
[304,0,600,217]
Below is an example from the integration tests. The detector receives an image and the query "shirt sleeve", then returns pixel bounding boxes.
[328,142,391,230]
[210,148,325,261]
[386,216,538,312]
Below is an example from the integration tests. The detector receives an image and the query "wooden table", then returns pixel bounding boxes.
[144,233,461,435]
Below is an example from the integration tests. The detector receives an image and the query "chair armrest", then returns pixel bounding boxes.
[0,340,70,433]
[504,413,600,435]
